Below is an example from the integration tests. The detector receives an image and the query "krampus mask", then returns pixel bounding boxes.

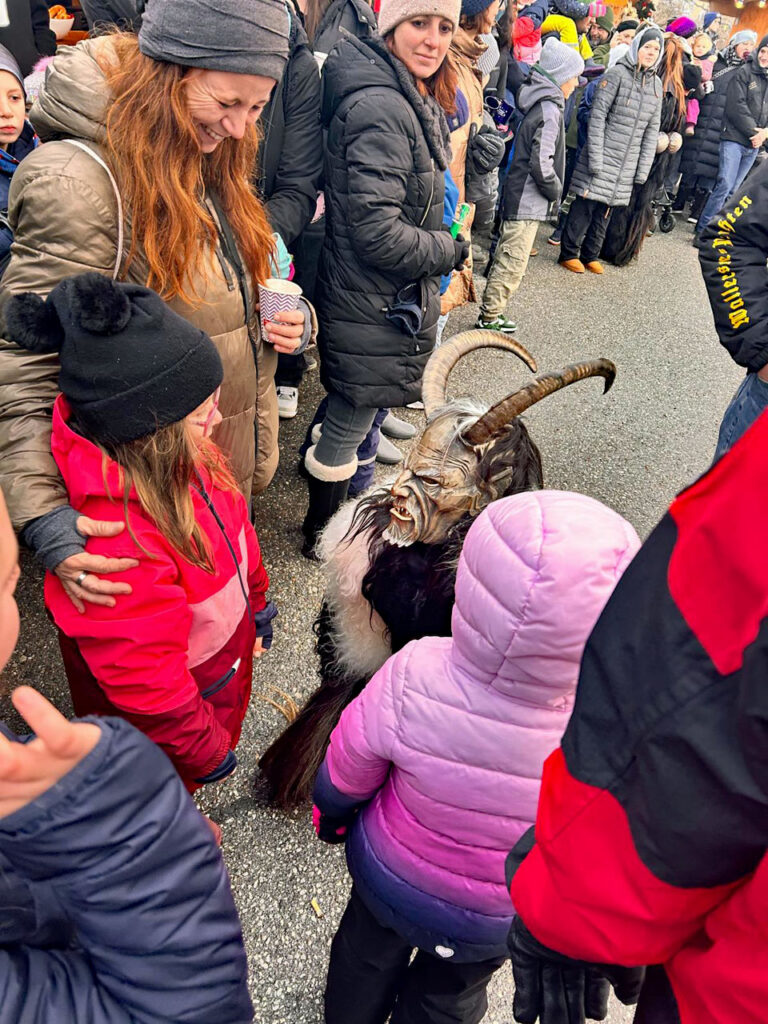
[384,330,616,547]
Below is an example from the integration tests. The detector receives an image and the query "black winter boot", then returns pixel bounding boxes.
[301,475,352,560]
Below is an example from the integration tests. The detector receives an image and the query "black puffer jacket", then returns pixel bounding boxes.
[681,55,745,188]
[313,0,376,57]
[317,33,455,408]
[259,6,322,246]
[722,39,768,146]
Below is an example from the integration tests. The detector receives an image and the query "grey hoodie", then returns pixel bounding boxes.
[502,67,567,221]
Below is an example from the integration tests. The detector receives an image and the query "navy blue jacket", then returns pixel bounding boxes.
[0,121,37,266]
[0,716,253,1023]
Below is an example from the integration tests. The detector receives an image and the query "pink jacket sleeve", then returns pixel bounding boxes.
[245,517,269,614]
[324,644,411,801]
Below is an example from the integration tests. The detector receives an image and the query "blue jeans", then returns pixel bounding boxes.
[715,372,768,460]
[697,141,758,233]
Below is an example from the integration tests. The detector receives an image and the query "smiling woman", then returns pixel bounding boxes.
[184,69,277,153]
[0,0,315,609]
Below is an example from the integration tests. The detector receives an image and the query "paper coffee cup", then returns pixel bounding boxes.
[258,278,303,338]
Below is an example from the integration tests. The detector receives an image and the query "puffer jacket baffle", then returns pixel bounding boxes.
[317,32,457,410]
[570,28,662,207]
[0,716,253,1023]
[314,491,640,962]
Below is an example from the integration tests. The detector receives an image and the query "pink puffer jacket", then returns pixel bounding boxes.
[315,491,640,961]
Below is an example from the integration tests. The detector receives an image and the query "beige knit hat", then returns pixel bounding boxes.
[378,0,461,37]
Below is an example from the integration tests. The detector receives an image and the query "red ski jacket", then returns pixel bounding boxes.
[46,396,270,790]
[509,408,768,1024]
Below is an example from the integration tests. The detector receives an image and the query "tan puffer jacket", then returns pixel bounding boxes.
[0,39,305,531]
[441,28,485,315]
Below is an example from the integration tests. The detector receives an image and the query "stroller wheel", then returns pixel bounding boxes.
[659,209,675,234]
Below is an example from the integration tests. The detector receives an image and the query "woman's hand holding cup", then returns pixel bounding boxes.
[264,308,305,354]
[258,277,305,354]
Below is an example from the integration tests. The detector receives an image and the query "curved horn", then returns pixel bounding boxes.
[464,358,616,446]
[421,330,538,419]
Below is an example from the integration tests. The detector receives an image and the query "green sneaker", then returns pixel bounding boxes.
[475,314,517,334]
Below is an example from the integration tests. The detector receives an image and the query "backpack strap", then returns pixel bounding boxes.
[62,139,124,281]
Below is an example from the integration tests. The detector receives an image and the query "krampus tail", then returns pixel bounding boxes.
[258,603,369,808]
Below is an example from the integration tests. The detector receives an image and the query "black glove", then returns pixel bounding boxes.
[508,917,646,1024]
[452,232,470,271]
[467,122,506,175]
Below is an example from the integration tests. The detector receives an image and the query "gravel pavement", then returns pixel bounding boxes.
[4,219,742,1023]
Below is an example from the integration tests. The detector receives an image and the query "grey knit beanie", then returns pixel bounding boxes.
[538,37,585,86]
[727,29,758,53]
[379,0,461,37]
[0,44,24,94]
[139,0,290,82]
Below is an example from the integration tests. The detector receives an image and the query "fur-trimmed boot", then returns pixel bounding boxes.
[301,445,355,560]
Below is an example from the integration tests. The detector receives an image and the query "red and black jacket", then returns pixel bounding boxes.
[508,409,768,1024]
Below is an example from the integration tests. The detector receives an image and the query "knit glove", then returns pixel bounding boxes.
[312,805,353,844]
[508,917,646,1024]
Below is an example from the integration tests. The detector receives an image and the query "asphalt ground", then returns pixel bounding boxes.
[4,215,743,1023]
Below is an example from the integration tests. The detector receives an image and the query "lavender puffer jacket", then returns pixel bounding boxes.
[315,491,640,962]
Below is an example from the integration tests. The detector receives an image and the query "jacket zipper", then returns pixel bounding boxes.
[193,474,252,617]
[419,163,435,227]
[207,193,260,479]
[609,68,648,205]
[202,658,242,698]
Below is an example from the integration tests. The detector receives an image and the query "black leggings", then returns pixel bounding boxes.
[324,887,505,1024]
[560,196,612,263]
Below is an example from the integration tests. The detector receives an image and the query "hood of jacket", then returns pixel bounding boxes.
[0,121,38,177]
[451,26,487,67]
[749,35,768,76]
[29,38,110,143]
[321,32,451,169]
[315,0,374,48]
[51,395,139,508]
[517,66,565,113]
[288,0,311,54]
[451,490,640,707]
[621,25,664,76]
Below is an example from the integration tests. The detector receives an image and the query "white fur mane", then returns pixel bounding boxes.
[316,491,393,678]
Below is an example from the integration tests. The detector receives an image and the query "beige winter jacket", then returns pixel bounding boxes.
[0,39,308,532]
[441,27,486,314]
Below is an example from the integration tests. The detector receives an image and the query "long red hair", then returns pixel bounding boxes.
[98,33,274,303]
[661,36,687,119]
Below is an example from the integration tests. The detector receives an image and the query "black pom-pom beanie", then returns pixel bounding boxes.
[4,273,223,444]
